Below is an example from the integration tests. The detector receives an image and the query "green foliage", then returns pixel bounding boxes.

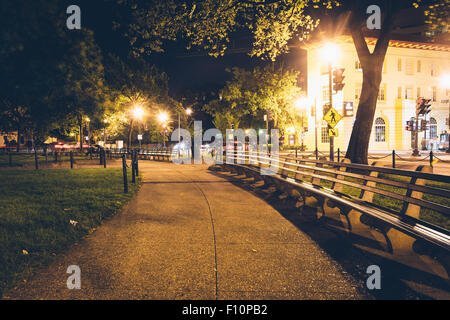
[119,0,335,60]
[0,0,106,143]
[0,168,141,297]
[204,66,301,132]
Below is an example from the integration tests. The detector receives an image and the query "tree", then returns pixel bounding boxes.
[120,0,447,163]
[103,54,173,147]
[0,0,106,150]
[204,66,301,133]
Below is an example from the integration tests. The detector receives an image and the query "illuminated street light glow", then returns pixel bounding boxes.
[186,108,193,115]
[295,97,309,110]
[441,74,450,89]
[320,42,340,64]
[158,112,169,123]
[132,105,145,121]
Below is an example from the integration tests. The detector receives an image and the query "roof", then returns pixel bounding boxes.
[301,35,450,52]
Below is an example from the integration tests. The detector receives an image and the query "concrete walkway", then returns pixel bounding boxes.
[4,162,368,299]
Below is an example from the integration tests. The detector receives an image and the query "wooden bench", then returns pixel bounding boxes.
[216,152,450,280]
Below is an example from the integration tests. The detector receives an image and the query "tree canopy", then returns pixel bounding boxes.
[204,66,301,133]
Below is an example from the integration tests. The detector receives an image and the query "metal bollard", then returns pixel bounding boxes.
[135,151,139,176]
[392,150,395,168]
[131,152,136,183]
[122,154,128,193]
[430,150,433,168]
[103,150,107,168]
[70,151,74,169]
[54,151,58,163]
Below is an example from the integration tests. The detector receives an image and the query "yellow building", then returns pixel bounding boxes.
[294,36,450,152]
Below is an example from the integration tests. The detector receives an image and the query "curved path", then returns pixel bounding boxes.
[4,162,368,299]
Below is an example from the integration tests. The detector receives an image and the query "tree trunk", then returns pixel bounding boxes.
[345,6,392,164]
[345,60,383,164]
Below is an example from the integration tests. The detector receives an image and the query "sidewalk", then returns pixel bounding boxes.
[3,162,368,300]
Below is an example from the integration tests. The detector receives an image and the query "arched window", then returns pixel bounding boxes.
[374,117,386,142]
[430,117,437,138]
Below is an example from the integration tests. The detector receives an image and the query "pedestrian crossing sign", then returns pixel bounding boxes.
[328,128,339,137]
[323,107,342,129]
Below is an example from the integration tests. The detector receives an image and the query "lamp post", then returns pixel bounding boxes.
[130,104,144,150]
[320,42,340,162]
[158,112,169,148]
[295,97,308,151]
[178,107,193,143]
[86,117,91,148]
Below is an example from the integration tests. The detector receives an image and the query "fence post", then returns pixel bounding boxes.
[122,154,128,193]
[70,151,74,169]
[135,151,139,176]
[45,147,48,163]
[131,152,136,183]
[54,151,58,163]
[430,150,433,168]
[34,149,39,170]
[337,148,340,162]
[103,150,107,168]
[392,150,396,169]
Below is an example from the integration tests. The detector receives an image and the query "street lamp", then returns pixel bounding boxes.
[85,117,91,148]
[158,112,169,147]
[295,98,308,151]
[178,107,193,143]
[441,74,450,153]
[320,42,340,161]
[129,104,145,149]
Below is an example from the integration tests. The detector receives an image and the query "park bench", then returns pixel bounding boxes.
[218,152,450,255]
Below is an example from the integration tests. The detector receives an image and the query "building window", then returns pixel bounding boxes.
[406,60,414,75]
[374,117,386,142]
[432,86,437,102]
[417,87,421,99]
[322,86,330,105]
[431,63,438,77]
[405,86,413,100]
[378,84,386,101]
[397,87,402,99]
[417,60,421,73]
[397,58,402,72]
[355,83,362,100]
[430,117,437,138]
[321,126,330,144]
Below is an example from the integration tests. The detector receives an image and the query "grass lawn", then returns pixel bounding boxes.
[339,173,450,230]
[0,168,141,297]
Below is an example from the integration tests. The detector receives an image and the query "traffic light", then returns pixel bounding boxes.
[333,68,345,92]
[416,98,431,116]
